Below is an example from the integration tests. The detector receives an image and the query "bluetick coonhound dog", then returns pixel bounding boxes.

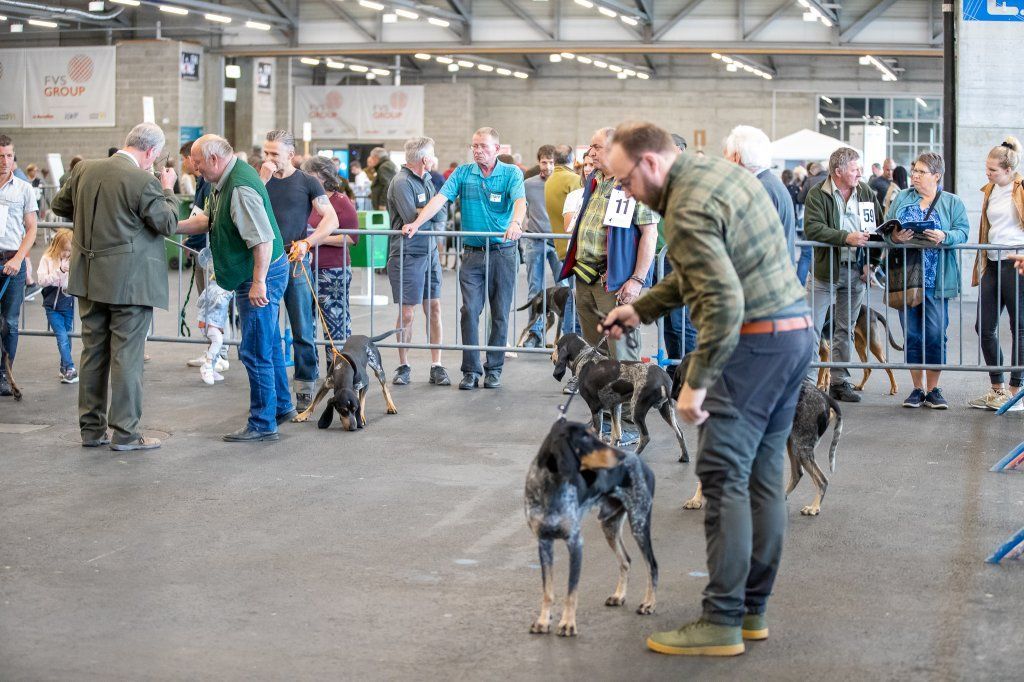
[525,419,658,637]
[675,357,844,517]
[293,330,399,431]
[552,334,689,461]
[515,286,573,347]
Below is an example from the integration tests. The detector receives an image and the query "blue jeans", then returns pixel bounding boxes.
[283,256,319,392]
[524,237,562,336]
[796,245,813,287]
[901,290,949,365]
[0,259,26,364]
[697,323,814,626]
[46,306,75,370]
[459,244,517,376]
[657,259,697,362]
[236,256,293,433]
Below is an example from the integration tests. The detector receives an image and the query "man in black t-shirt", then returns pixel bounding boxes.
[261,130,339,412]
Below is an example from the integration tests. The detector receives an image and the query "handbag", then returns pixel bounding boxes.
[884,191,941,310]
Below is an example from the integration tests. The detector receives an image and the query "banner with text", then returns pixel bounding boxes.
[0,50,25,126]
[24,46,116,128]
[294,85,424,140]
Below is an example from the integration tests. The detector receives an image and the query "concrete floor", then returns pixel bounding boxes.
[2,259,1023,680]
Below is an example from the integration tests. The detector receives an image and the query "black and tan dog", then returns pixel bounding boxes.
[552,334,689,461]
[817,305,903,395]
[679,375,844,517]
[515,286,572,348]
[293,330,400,430]
[525,419,657,637]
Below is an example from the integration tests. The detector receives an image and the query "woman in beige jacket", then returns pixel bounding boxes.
[969,137,1024,411]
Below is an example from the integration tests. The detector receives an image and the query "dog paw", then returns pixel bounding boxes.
[556,621,578,637]
[682,499,704,510]
[605,595,625,607]
[677,453,690,463]
[800,505,820,516]
[636,602,656,615]
[386,408,398,415]
[889,388,899,396]
[529,621,551,634]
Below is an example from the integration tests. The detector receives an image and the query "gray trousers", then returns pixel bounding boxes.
[809,265,864,386]
[697,326,814,626]
[78,299,152,444]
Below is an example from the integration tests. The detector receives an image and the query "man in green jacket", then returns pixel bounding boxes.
[50,123,180,451]
[368,147,397,211]
[802,147,883,403]
[602,122,812,657]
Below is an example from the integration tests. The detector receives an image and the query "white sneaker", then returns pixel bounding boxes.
[200,363,216,385]
[969,390,1000,410]
[187,354,207,368]
[215,357,229,372]
[213,370,225,382]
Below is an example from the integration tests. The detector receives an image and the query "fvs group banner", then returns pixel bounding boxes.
[24,46,116,128]
[294,85,424,140]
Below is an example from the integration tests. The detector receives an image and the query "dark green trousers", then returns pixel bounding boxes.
[78,299,152,444]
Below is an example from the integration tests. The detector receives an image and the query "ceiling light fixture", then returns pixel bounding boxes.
[448,64,459,72]
[358,0,385,10]
[496,67,512,76]
[204,13,231,24]
[436,56,454,64]
[10,22,23,31]
[158,5,188,15]
[111,0,140,5]
[28,18,58,27]
[574,0,594,7]
[477,64,494,72]
[457,60,474,68]
[300,57,320,66]
[372,68,391,76]
[245,20,271,30]
[395,9,418,19]
[549,54,562,63]
[576,56,592,64]
[620,15,638,26]
[349,64,369,72]
[428,17,449,27]
[598,7,617,18]
[225,64,241,79]
[414,53,432,60]
[382,13,397,23]
[326,59,346,70]
[513,71,529,79]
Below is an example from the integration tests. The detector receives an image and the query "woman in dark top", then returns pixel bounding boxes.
[301,157,360,370]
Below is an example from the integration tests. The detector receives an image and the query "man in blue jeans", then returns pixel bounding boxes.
[400,127,527,390]
[0,134,39,397]
[260,130,338,413]
[181,135,293,442]
[603,122,812,657]
[521,145,563,348]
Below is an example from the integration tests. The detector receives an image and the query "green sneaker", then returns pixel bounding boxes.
[646,618,745,657]
[742,613,768,641]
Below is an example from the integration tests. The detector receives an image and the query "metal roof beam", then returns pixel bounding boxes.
[653,0,706,41]
[494,0,554,40]
[744,0,790,41]
[323,1,376,42]
[839,0,899,42]
[135,0,291,27]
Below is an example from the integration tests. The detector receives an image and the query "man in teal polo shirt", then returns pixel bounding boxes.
[401,127,526,390]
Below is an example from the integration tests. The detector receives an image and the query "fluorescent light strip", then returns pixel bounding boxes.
[349,64,369,72]
[28,18,58,27]
[358,0,385,10]
[159,5,188,15]
[326,59,346,70]
[395,9,418,19]
[598,7,617,18]
[246,20,271,30]
[110,0,140,5]
[414,53,432,60]
[300,58,320,66]
[457,60,474,68]
[205,13,231,24]
[428,17,449,27]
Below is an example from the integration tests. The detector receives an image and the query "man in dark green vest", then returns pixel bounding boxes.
[178,135,291,442]
[50,123,179,451]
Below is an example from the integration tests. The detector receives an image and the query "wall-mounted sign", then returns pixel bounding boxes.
[257,61,273,91]
[0,50,26,126]
[180,126,204,145]
[24,46,116,128]
[181,51,200,80]
[963,1,1024,21]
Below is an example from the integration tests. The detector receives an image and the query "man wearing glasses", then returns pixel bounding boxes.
[559,126,659,361]
[400,127,526,390]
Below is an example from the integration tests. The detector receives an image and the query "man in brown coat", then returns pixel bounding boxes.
[51,123,179,451]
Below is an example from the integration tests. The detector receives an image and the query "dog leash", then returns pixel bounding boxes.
[289,246,346,365]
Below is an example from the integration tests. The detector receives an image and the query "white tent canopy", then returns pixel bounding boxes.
[771,129,848,162]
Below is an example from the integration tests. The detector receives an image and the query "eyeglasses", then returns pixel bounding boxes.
[910,168,934,176]
[617,157,641,190]
[470,143,494,151]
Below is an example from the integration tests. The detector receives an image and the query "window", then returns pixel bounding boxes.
[816,95,944,168]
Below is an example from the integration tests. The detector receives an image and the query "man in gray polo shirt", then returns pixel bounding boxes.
[521,145,563,348]
[387,137,450,387]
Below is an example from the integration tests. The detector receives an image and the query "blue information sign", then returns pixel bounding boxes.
[964,0,1024,21]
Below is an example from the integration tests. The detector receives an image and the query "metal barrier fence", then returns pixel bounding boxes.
[17,223,1024,380]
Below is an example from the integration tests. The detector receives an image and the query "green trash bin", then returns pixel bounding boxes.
[350,210,389,268]
[166,197,194,269]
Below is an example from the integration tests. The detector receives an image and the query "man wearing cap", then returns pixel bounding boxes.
[559,126,658,361]
[601,121,812,657]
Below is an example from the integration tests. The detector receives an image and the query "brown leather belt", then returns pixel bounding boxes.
[740,315,813,335]
[1,250,18,261]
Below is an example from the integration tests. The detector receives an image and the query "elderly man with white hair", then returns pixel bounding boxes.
[50,123,179,451]
[177,134,292,442]
[723,125,796,263]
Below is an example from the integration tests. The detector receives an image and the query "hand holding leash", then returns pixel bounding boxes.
[598,305,641,351]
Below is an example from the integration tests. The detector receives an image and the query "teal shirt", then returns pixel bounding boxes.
[884,187,970,299]
[440,160,525,247]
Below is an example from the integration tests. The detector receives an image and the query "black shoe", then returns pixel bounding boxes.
[522,332,542,349]
[829,382,862,403]
[295,392,313,413]
[563,375,579,395]
[924,387,948,409]
[484,372,502,389]
[458,373,479,390]
[276,409,298,425]
[393,364,412,385]
[0,371,11,397]
[429,365,451,386]
[222,427,280,442]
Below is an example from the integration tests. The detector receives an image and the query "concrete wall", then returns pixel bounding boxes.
[3,40,204,174]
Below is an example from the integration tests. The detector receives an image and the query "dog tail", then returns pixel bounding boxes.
[516,292,542,311]
[369,328,401,343]
[825,397,843,474]
[874,308,904,351]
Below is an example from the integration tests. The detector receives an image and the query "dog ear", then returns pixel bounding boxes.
[317,399,335,429]
[579,447,625,471]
